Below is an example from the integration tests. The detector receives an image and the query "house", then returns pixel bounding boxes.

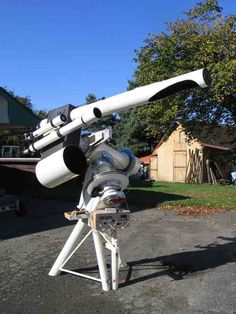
[145,124,235,183]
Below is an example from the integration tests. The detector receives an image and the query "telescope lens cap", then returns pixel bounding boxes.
[63,145,87,174]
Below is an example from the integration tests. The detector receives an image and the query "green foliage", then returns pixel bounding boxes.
[0,129,23,146]
[112,108,156,156]
[83,89,155,155]
[111,79,156,156]
[132,0,235,140]
[34,109,48,120]
[85,93,97,104]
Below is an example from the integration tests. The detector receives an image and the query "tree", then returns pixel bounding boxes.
[112,108,156,156]
[85,93,97,104]
[83,91,154,156]
[34,109,48,120]
[132,0,235,142]
[112,80,156,156]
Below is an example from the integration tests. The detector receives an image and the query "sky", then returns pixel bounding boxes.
[0,0,235,111]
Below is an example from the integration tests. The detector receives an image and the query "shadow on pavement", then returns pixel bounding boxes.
[120,236,236,287]
[0,199,76,240]
[126,189,190,211]
[0,189,189,240]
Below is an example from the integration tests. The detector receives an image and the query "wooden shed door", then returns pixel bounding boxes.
[173,151,186,182]
[149,157,158,180]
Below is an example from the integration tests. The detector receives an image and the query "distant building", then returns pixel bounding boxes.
[141,124,235,183]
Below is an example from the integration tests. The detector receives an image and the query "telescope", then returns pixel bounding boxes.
[26,68,210,291]
[25,68,210,155]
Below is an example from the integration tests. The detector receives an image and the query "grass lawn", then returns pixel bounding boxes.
[126,181,236,211]
[24,181,236,212]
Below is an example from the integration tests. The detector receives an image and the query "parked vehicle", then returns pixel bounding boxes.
[0,145,21,158]
[0,189,24,216]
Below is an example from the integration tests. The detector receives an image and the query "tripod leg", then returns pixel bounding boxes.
[92,230,110,291]
[49,220,86,276]
[111,232,119,290]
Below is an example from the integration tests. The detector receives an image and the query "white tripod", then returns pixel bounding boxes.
[48,217,121,291]
[48,129,136,291]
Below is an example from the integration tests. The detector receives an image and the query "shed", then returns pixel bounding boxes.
[0,87,40,129]
[148,124,235,183]
[0,87,40,193]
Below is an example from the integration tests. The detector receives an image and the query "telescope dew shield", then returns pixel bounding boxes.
[35,145,87,188]
[148,68,211,102]
[88,68,210,116]
[33,114,67,138]
[70,105,102,122]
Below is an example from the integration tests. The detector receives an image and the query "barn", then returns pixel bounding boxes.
[145,124,235,184]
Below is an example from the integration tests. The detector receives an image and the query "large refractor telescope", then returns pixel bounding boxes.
[25,67,211,291]
[25,68,210,154]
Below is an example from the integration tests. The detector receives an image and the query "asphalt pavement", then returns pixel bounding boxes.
[0,199,236,313]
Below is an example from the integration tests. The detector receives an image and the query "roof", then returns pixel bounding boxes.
[201,143,231,151]
[139,155,152,163]
[139,149,157,163]
[141,124,235,163]
[190,125,235,150]
[0,87,40,129]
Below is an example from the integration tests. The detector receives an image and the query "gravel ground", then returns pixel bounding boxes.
[0,199,236,314]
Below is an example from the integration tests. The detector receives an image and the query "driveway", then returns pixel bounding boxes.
[0,199,236,313]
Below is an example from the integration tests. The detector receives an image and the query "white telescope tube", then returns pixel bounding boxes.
[26,68,210,154]
[33,114,67,138]
[39,119,47,128]
[71,68,210,118]
[35,145,87,188]
[26,106,102,153]
[70,104,101,122]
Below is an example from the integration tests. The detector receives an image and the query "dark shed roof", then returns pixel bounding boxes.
[190,125,236,150]
[0,87,40,129]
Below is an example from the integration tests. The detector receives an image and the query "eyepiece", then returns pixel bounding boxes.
[93,107,102,119]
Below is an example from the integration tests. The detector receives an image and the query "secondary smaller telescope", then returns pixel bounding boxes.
[26,68,210,291]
